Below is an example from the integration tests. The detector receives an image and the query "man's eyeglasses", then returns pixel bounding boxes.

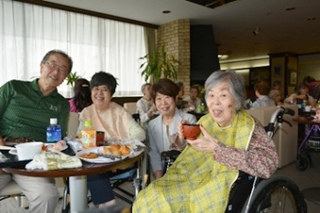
[45,61,68,75]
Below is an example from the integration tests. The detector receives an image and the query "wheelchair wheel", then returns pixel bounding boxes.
[306,152,313,166]
[241,175,307,213]
[296,156,309,171]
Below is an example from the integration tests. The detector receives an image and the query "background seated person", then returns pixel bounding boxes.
[183,85,202,111]
[251,79,275,109]
[136,83,158,124]
[148,79,196,179]
[0,49,72,213]
[175,81,187,109]
[284,82,314,106]
[77,71,146,209]
[303,75,320,100]
[133,70,278,212]
[69,78,92,112]
[269,89,284,106]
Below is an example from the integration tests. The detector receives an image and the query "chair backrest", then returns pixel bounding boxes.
[124,102,137,115]
[67,112,80,136]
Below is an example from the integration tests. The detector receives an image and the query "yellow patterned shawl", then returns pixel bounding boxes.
[133,110,254,213]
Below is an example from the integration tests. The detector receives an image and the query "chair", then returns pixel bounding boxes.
[67,112,80,137]
[0,181,24,207]
[123,102,137,115]
[110,113,146,204]
[160,107,307,212]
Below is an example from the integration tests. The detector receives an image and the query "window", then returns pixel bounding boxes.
[0,0,147,97]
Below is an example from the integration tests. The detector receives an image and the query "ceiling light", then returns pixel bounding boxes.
[307,17,315,21]
[218,54,229,60]
[162,10,171,14]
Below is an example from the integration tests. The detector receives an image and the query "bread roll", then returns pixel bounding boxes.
[111,149,121,157]
[102,147,112,155]
[120,145,130,156]
[109,144,121,151]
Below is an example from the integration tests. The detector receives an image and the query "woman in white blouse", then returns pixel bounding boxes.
[148,79,196,179]
[136,83,158,123]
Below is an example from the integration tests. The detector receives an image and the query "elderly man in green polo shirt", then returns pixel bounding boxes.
[0,49,72,213]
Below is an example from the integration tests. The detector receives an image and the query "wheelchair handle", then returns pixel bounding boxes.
[269,107,294,124]
[283,108,295,116]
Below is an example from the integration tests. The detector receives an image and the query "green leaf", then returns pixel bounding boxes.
[138,44,181,82]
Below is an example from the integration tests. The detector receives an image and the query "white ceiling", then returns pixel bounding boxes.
[44,0,320,61]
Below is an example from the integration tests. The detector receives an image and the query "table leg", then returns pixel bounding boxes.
[69,175,88,213]
[141,151,148,189]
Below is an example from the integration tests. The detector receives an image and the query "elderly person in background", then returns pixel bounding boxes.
[175,81,186,109]
[284,82,314,106]
[77,71,146,208]
[148,79,196,179]
[251,79,275,109]
[136,83,157,124]
[183,85,202,110]
[133,70,278,212]
[269,89,283,106]
[303,76,320,100]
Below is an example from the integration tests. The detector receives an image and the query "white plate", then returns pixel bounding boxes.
[44,143,68,152]
[77,146,133,164]
[8,143,68,155]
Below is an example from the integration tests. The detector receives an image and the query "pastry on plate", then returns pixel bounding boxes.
[119,145,130,156]
[109,144,121,151]
[102,147,112,155]
[111,149,121,157]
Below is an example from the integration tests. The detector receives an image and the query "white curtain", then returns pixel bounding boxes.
[0,0,147,97]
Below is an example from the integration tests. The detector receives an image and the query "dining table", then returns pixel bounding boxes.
[1,145,145,213]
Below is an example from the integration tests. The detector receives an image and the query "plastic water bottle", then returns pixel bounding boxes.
[46,118,62,143]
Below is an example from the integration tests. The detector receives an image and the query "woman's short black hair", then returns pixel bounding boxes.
[151,79,179,103]
[90,71,118,95]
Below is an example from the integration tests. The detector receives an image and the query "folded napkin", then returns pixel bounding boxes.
[26,152,82,170]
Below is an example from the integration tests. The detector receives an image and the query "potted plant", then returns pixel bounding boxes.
[139,45,181,82]
[65,72,81,98]
[66,71,81,87]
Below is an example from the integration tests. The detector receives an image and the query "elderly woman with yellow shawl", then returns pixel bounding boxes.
[133,70,278,212]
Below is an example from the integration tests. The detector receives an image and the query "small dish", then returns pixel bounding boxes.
[9,149,17,155]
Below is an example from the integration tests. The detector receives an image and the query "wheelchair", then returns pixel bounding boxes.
[161,107,307,213]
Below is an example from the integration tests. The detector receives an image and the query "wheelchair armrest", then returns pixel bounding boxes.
[161,150,181,161]
[226,171,263,212]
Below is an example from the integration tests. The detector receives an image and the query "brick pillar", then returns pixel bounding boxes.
[156,19,190,92]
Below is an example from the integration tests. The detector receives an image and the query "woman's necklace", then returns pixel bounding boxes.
[163,117,173,126]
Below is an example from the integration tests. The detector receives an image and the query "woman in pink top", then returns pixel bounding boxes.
[69,78,92,112]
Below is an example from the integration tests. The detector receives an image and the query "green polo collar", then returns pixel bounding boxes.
[31,79,59,97]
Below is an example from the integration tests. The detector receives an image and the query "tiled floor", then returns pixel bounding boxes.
[1,153,320,213]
